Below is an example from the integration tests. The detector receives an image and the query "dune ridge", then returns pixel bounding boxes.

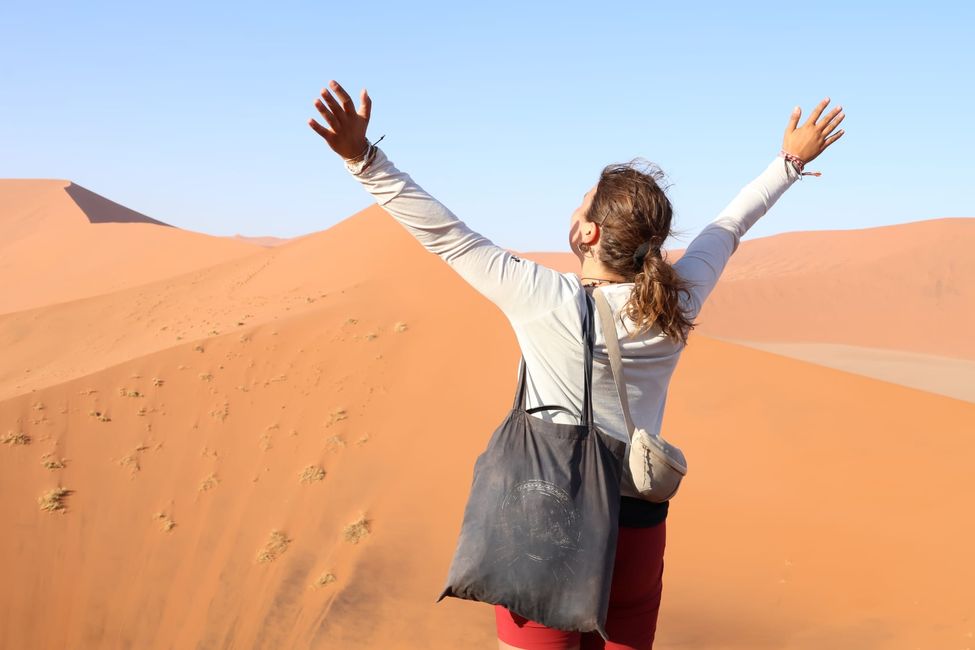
[1,181,973,648]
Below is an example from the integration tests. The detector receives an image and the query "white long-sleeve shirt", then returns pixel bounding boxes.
[345,145,802,498]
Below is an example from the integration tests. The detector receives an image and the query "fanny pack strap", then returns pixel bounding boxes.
[592,287,636,437]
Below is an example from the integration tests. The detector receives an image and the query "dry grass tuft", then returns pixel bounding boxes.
[2,431,31,445]
[153,511,176,532]
[298,465,326,483]
[38,487,71,513]
[343,514,371,544]
[152,377,165,387]
[325,435,346,451]
[256,529,292,563]
[199,472,219,492]
[394,321,408,332]
[326,408,348,427]
[209,401,229,421]
[41,453,67,469]
[313,571,337,588]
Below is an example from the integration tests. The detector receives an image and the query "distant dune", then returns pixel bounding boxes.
[230,234,298,248]
[0,180,264,314]
[520,217,975,400]
[1,187,973,648]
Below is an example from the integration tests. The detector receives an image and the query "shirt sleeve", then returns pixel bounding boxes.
[344,144,575,323]
[673,155,803,318]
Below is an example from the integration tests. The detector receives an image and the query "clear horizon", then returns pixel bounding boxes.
[2,1,972,252]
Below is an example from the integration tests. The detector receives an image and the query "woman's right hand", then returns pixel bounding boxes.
[782,97,845,163]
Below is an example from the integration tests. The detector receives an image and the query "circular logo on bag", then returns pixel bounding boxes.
[500,479,582,562]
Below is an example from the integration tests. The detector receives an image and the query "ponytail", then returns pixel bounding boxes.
[585,158,698,345]
[623,251,697,345]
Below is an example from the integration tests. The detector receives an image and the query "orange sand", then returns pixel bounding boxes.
[2,184,973,649]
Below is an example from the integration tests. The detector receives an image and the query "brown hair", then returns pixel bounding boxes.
[583,158,698,346]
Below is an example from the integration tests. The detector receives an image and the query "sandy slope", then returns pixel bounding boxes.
[0,180,264,314]
[520,217,975,398]
[1,187,973,648]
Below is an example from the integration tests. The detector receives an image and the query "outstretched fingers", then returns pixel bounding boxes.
[824,129,846,148]
[329,80,357,116]
[314,96,342,132]
[358,88,371,122]
[822,109,846,137]
[320,89,346,127]
[308,117,334,142]
[785,105,802,135]
[804,97,832,128]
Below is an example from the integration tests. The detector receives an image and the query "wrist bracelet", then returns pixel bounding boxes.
[344,134,386,174]
[779,149,821,179]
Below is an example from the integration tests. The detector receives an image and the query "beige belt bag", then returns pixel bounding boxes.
[592,287,687,503]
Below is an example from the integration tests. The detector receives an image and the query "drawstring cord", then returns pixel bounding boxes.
[780,148,822,179]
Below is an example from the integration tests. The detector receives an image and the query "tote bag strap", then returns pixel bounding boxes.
[592,287,636,437]
[511,288,595,427]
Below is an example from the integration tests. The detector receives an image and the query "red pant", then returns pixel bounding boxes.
[495,520,666,650]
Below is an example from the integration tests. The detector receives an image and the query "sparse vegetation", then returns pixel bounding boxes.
[152,377,165,387]
[199,372,213,382]
[299,465,326,483]
[1,431,31,445]
[343,514,371,544]
[209,402,229,421]
[356,433,370,445]
[256,530,292,563]
[41,454,67,470]
[313,571,337,588]
[326,408,348,427]
[38,487,70,513]
[394,321,408,332]
[199,472,219,492]
[153,511,176,532]
[325,435,346,451]
[118,453,140,474]
[193,344,205,353]
[88,410,111,422]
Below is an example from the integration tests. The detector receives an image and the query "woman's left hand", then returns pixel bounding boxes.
[308,79,372,161]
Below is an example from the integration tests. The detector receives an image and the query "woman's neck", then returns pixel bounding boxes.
[580,258,630,287]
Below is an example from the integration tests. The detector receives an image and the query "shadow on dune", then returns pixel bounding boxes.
[64,182,173,226]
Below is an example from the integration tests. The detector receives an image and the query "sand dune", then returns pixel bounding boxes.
[521,218,975,398]
[0,180,265,314]
[231,234,299,248]
[0,204,465,400]
[1,185,973,648]
[707,337,975,404]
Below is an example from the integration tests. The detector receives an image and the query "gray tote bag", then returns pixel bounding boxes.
[436,287,627,641]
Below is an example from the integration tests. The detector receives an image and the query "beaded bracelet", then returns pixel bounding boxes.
[779,149,822,179]
[344,134,387,174]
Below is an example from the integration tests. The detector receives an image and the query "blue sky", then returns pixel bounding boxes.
[2,1,972,252]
